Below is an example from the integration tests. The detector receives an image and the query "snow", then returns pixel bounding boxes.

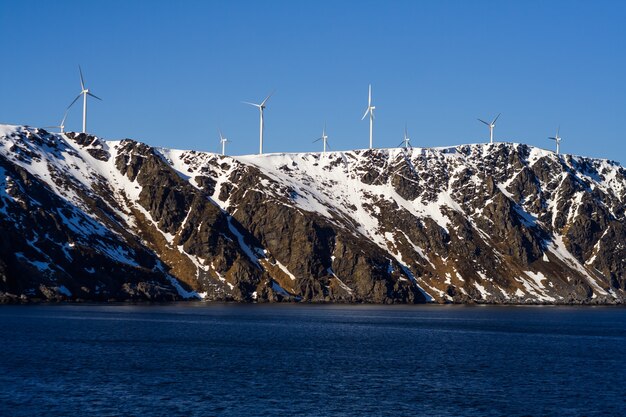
[14,253,51,272]
[156,148,192,181]
[567,192,585,224]
[271,281,291,297]
[57,285,72,297]
[236,149,458,236]
[514,204,538,228]
[328,268,354,294]
[473,281,490,298]
[476,271,491,282]
[165,275,201,299]
[586,228,610,266]
[526,146,554,167]
[0,169,15,213]
[397,230,435,268]
[97,244,140,268]
[144,140,624,301]
[274,259,297,280]
[515,273,556,302]
[398,264,434,302]
[1,124,624,303]
[547,235,608,295]
[332,276,354,294]
[525,271,547,290]
[226,217,262,266]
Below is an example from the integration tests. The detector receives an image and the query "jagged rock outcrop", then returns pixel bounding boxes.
[0,124,624,304]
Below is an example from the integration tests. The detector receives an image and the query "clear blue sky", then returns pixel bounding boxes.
[1,0,625,163]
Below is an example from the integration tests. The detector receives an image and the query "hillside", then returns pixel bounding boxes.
[0,124,624,303]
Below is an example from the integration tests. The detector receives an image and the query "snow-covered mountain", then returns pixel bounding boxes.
[1,124,624,303]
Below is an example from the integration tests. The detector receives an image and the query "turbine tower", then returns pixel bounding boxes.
[399,125,411,149]
[313,125,329,155]
[67,66,101,133]
[243,92,273,155]
[478,113,500,144]
[43,110,69,133]
[361,84,375,149]
[219,129,230,156]
[548,127,562,155]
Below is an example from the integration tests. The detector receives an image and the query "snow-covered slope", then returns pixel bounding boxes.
[1,124,624,303]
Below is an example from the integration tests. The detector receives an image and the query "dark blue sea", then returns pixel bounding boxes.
[0,304,624,416]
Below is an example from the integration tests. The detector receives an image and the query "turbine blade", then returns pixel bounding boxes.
[67,93,82,109]
[260,90,274,107]
[87,92,102,100]
[368,84,372,106]
[492,113,501,124]
[398,141,405,147]
[60,110,69,125]
[79,65,85,90]
[478,118,490,126]
[242,101,261,108]
[326,142,331,151]
[548,137,556,141]
[361,107,370,120]
[313,138,322,143]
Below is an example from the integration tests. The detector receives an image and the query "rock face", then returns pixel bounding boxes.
[0,124,624,304]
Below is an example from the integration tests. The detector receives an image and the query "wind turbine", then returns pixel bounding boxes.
[219,129,230,156]
[478,113,500,144]
[243,92,273,155]
[67,66,102,134]
[43,110,69,134]
[398,124,411,149]
[361,84,375,149]
[548,127,562,155]
[313,124,330,155]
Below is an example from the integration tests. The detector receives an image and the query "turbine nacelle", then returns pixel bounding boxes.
[399,125,411,149]
[478,113,500,144]
[313,124,330,154]
[218,129,231,155]
[243,91,273,154]
[363,84,376,149]
[548,127,563,154]
[67,66,101,133]
[362,105,376,119]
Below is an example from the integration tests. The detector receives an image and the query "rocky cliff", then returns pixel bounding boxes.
[0,124,624,304]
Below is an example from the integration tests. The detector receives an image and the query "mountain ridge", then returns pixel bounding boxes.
[0,124,624,304]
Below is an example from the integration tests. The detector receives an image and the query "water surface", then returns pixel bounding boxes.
[0,304,624,416]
